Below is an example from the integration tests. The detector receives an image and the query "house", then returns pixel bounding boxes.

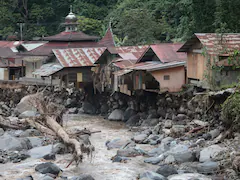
[0,41,25,80]
[19,8,115,80]
[113,44,187,94]
[177,33,240,89]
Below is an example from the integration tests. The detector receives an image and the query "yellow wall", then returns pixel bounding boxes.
[151,66,185,92]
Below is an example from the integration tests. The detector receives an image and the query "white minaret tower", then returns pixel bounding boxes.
[64,5,78,32]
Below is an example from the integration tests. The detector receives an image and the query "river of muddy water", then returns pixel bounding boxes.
[0,114,156,180]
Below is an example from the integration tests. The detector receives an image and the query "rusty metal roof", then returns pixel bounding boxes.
[43,31,99,42]
[149,43,186,63]
[128,61,185,71]
[32,63,63,77]
[52,47,107,67]
[178,33,240,55]
[113,69,133,76]
[112,59,136,69]
[108,45,148,59]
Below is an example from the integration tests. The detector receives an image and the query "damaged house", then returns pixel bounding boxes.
[112,44,187,94]
[178,33,240,89]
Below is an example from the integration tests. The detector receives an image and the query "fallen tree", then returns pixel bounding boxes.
[4,92,95,167]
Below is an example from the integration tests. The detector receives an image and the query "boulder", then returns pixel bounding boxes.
[35,162,62,175]
[168,173,211,180]
[161,137,174,145]
[27,137,44,147]
[144,154,165,165]
[28,145,52,158]
[192,120,209,127]
[16,94,37,113]
[169,145,195,163]
[17,175,34,180]
[112,156,130,163]
[43,153,56,160]
[106,139,132,150]
[170,125,185,136]
[0,134,32,151]
[20,129,42,137]
[199,145,226,162]
[71,174,95,180]
[156,165,178,177]
[19,111,37,118]
[82,102,96,115]
[100,104,108,115]
[126,114,141,126]
[0,128,4,136]
[164,155,175,164]
[52,143,68,154]
[142,118,160,127]
[164,120,173,129]
[117,148,142,157]
[139,171,166,180]
[133,134,148,143]
[108,109,124,121]
[173,114,187,121]
[208,129,220,139]
[196,161,218,174]
[148,143,169,157]
[123,108,136,122]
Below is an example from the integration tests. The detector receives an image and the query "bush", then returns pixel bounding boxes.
[221,92,240,131]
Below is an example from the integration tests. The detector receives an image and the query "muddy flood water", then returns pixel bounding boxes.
[0,114,156,180]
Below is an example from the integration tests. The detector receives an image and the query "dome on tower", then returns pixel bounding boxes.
[65,6,77,23]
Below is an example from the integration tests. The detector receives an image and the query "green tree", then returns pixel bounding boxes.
[77,16,102,36]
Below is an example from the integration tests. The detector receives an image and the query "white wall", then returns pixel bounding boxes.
[0,68,5,80]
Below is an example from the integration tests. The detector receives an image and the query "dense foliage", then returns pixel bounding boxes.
[0,0,239,45]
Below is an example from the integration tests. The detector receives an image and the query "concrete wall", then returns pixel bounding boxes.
[151,66,185,92]
[25,61,42,78]
[0,68,8,80]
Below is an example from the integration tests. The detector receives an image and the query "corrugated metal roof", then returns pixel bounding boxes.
[108,45,148,59]
[43,31,99,42]
[0,41,22,48]
[32,63,63,77]
[150,43,187,63]
[178,33,240,55]
[129,61,186,71]
[53,47,107,67]
[112,59,136,69]
[113,69,133,76]
[21,42,47,51]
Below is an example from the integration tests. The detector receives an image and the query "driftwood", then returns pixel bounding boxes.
[22,92,95,167]
[0,115,27,130]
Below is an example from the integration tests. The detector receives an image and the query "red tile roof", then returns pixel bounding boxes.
[98,27,115,47]
[43,31,99,42]
[178,33,240,55]
[52,47,107,67]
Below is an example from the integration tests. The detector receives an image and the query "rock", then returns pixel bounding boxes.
[0,134,32,151]
[112,156,130,163]
[20,129,42,137]
[28,145,52,158]
[161,137,174,145]
[123,108,136,122]
[147,143,169,157]
[35,162,62,175]
[139,171,166,180]
[0,128,4,136]
[192,120,209,127]
[52,143,68,154]
[202,133,211,140]
[133,134,148,143]
[126,114,141,126]
[28,137,44,147]
[164,120,173,129]
[156,165,178,177]
[208,129,220,139]
[117,147,142,157]
[169,145,195,163]
[142,119,160,127]
[164,155,175,164]
[173,114,187,121]
[70,174,95,180]
[232,156,240,173]
[16,95,37,113]
[82,102,96,115]
[41,176,54,180]
[100,104,108,115]
[168,173,211,180]
[143,134,164,144]
[19,111,37,118]
[43,153,56,160]
[144,154,165,164]
[196,161,218,174]
[170,125,185,136]
[108,109,124,121]
[199,145,226,162]
[106,139,132,150]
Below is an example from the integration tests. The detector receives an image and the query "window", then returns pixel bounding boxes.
[164,75,170,80]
